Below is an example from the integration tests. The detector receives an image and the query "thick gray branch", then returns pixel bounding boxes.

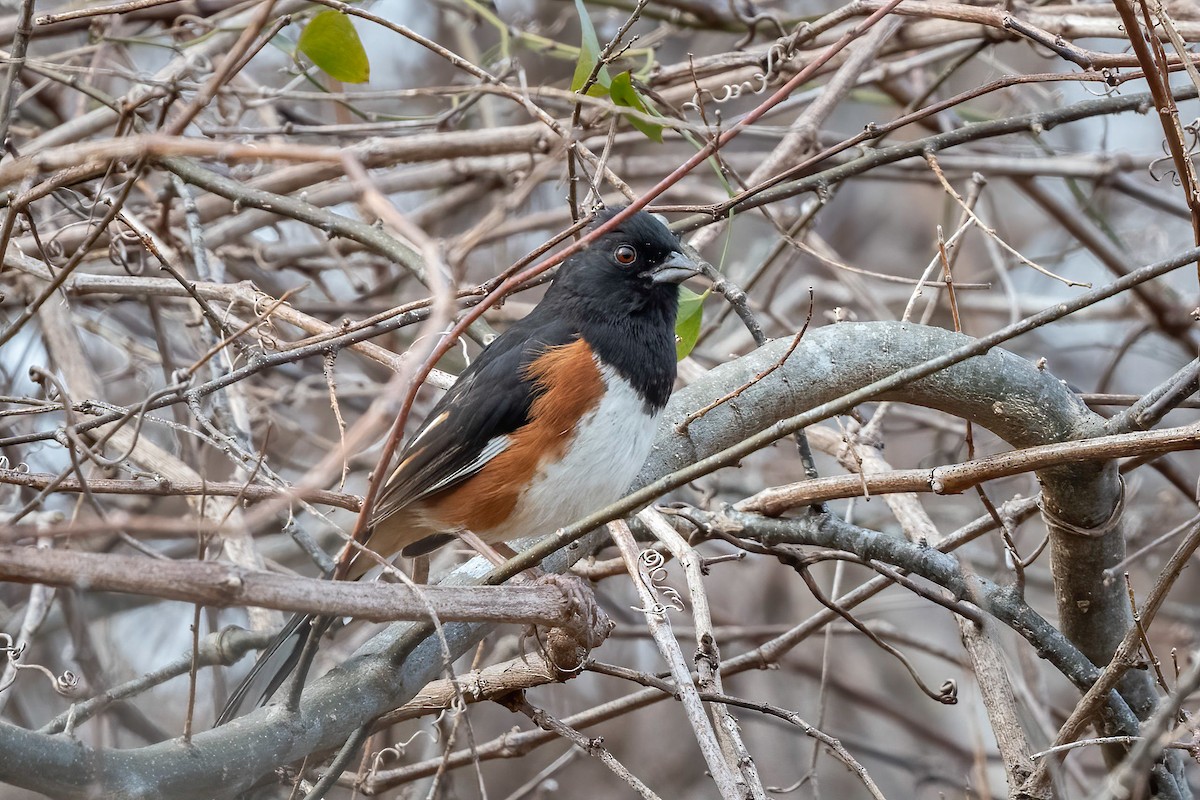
[653,322,1155,740]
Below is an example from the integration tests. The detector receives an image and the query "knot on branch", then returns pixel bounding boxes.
[533,574,613,672]
[211,626,270,666]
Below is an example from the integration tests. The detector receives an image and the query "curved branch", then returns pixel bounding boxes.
[736,422,1199,513]
[652,321,1151,726]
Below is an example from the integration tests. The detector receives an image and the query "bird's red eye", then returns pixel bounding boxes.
[614,244,637,265]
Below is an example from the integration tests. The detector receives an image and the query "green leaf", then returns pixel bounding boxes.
[675,286,707,361]
[570,0,610,92]
[297,10,370,84]
[609,70,663,143]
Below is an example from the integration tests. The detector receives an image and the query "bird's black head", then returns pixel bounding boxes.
[538,207,699,410]
[549,207,699,318]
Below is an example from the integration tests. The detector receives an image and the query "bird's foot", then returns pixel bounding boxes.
[523,573,613,672]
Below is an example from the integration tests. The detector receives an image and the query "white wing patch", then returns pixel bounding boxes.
[419,435,510,497]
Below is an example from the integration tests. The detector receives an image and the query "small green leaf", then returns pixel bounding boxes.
[675,286,707,361]
[297,10,370,84]
[609,71,663,143]
[570,0,610,92]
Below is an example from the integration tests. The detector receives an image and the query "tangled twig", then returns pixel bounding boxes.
[629,549,685,617]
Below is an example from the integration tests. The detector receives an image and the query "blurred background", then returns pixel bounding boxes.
[2,0,1199,797]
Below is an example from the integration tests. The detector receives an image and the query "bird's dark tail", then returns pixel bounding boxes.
[215,613,333,726]
[217,525,433,725]
[400,532,455,558]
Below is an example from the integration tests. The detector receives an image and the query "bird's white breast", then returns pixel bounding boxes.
[483,363,660,543]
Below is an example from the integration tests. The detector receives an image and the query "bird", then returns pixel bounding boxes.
[349,206,699,572]
[216,207,698,724]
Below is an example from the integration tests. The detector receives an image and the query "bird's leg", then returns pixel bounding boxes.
[409,555,430,585]
[459,533,545,579]
[454,539,607,667]
[458,531,510,567]
[523,573,613,671]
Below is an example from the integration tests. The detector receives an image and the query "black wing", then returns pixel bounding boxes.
[370,314,579,522]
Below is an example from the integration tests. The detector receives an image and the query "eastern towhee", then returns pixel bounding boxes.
[218,207,697,723]
[351,207,698,571]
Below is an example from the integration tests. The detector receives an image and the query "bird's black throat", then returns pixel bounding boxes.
[572,288,679,413]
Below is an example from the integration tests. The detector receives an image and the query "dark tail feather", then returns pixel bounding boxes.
[400,532,455,558]
[218,529,441,725]
[216,613,316,726]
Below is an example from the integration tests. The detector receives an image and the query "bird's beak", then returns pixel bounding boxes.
[646,251,701,284]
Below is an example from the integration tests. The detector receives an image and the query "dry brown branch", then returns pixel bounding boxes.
[0,468,360,511]
[738,421,1200,514]
[637,508,769,798]
[610,519,745,799]
[0,544,583,626]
